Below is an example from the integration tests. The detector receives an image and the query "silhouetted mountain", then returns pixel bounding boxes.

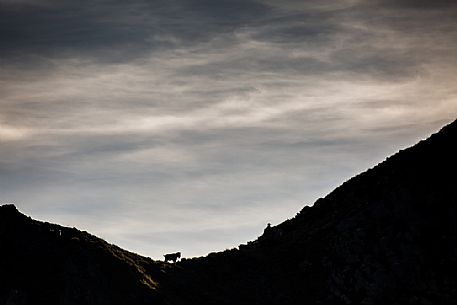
[1,119,457,305]
[0,204,169,305]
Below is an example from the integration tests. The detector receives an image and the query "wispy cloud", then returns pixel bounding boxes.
[1,0,456,258]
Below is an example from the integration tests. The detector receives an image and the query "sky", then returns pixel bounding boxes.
[1,0,457,259]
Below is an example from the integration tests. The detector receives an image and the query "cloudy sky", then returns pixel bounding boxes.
[1,0,456,259]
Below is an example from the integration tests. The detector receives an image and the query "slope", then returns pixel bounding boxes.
[0,204,171,305]
[160,119,457,305]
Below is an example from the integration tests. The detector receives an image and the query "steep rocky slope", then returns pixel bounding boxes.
[1,119,457,305]
[159,120,457,305]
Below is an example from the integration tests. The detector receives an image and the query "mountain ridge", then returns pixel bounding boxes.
[1,118,457,305]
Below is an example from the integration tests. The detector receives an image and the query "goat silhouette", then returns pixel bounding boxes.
[164,252,181,263]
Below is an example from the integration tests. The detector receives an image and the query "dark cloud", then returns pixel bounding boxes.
[0,0,270,62]
[376,0,457,9]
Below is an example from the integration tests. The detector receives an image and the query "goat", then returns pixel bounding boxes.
[164,252,181,263]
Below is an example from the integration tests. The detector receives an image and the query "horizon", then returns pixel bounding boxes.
[1,0,457,259]
[1,119,453,259]
[0,117,455,260]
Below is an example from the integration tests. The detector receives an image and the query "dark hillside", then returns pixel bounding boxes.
[0,204,167,305]
[161,119,457,305]
[1,119,457,305]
